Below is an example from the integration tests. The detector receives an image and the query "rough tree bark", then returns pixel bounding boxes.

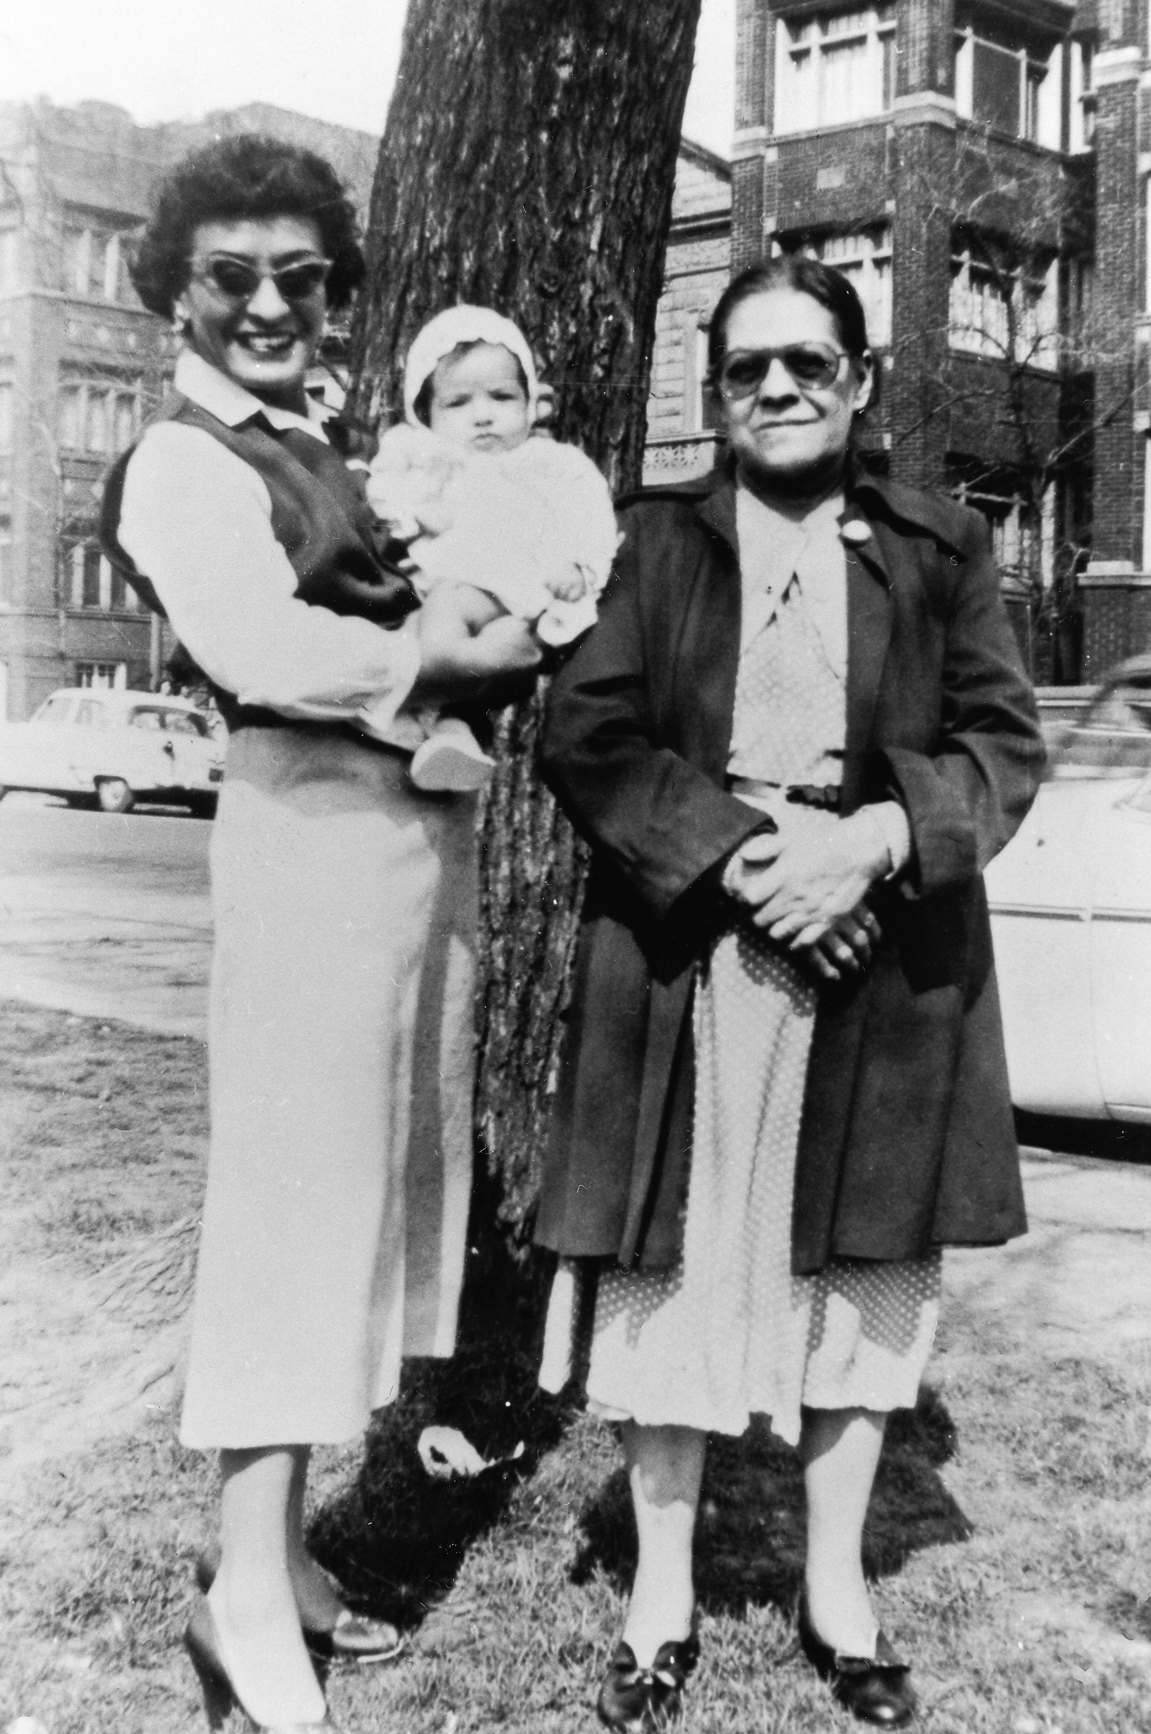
[347,0,702,1245]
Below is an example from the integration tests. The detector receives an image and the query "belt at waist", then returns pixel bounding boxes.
[726,775,841,812]
[213,686,412,757]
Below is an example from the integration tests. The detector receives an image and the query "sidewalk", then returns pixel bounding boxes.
[0,871,210,1040]
[946,1150,1151,1364]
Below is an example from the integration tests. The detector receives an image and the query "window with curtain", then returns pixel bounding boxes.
[802,228,893,348]
[76,661,127,689]
[949,236,1058,369]
[62,224,128,300]
[1069,38,1094,153]
[65,535,139,612]
[952,476,1052,587]
[774,5,895,134]
[58,377,141,454]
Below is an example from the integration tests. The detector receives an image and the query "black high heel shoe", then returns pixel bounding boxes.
[195,1548,403,1664]
[595,1627,700,1731]
[184,1595,340,1733]
[797,1597,916,1728]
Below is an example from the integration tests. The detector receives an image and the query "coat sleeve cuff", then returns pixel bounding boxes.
[871,746,977,896]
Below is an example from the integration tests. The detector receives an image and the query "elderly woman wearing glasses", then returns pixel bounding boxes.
[536,257,1043,1729]
[99,136,540,1734]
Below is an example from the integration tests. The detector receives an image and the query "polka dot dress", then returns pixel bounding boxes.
[584,524,941,1445]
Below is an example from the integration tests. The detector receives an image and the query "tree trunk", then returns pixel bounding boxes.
[347,0,702,1245]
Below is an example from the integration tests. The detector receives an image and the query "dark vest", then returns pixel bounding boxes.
[100,393,418,731]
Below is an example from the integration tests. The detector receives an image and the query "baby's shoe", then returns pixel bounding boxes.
[410,718,495,792]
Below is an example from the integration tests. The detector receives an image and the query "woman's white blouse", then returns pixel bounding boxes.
[117,353,419,729]
[733,478,910,874]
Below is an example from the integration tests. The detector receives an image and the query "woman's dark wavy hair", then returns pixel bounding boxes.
[130,133,365,318]
[706,254,879,412]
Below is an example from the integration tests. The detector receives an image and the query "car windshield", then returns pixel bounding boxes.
[32,694,73,724]
[128,708,165,730]
[162,710,208,736]
[1047,677,1151,779]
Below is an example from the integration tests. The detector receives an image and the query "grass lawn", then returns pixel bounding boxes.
[2,1001,1151,1733]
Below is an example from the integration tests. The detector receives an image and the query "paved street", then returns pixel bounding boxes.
[0,797,212,1038]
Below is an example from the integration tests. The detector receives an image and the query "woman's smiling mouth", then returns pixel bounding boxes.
[235,330,299,356]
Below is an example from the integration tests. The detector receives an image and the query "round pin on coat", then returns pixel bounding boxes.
[840,519,871,545]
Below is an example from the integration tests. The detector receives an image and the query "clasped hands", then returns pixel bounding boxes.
[721,813,891,982]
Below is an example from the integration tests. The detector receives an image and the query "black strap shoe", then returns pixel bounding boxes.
[595,1628,700,1731]
[798,1599,916,1727]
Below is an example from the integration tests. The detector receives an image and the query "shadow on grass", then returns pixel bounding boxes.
[573,1384,972,1617]
[307,1233,575,1631]
[308,1163,973,1638]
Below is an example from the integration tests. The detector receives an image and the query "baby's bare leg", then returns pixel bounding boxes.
[438,581,505,635]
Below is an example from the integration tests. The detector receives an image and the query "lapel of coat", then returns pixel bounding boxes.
[686,478,742,780]
[840,495,894,813]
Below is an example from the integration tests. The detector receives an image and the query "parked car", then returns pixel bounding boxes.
[0,687,224,816]
[986,656,1151,1122]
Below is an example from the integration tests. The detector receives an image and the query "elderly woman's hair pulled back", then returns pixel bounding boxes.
[707,255,878,414]
[130,133,365,318]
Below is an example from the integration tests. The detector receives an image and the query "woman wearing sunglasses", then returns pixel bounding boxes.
[100,136,540,1734]
[536,257,1043,1728]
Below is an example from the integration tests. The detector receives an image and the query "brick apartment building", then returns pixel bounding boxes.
[4,8,1151,718]
[653,0,1151,682]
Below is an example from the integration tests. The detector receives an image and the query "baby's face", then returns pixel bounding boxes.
[427,342,531,453]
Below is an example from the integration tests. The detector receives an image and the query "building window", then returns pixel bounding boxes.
[785,227,893,348]
[953,475,1054,588]
[70,542,103,609]
[1071,256,1094,358]
[774,5,896,134]
[0,381,12,453]
[58,378,141,455]
[62,224,129,302]
[66,539,137,612]
[954,11,1061,147]
[688,323,724,434]
[949,236,1059,369]
[1068,38,1094,152]
[76,661,127,690]
[0,518,11,607]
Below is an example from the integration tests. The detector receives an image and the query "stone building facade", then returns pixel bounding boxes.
[642,139,732,484]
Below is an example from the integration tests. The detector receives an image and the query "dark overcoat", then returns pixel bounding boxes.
[535,467,1044,1277]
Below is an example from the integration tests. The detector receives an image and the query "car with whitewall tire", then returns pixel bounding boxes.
[0,688,224,816]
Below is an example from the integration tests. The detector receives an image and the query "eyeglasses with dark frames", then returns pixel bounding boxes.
[190,253,333,304]
[716,343,850,401]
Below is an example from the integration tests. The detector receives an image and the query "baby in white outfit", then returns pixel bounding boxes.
[358,306,618,791]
